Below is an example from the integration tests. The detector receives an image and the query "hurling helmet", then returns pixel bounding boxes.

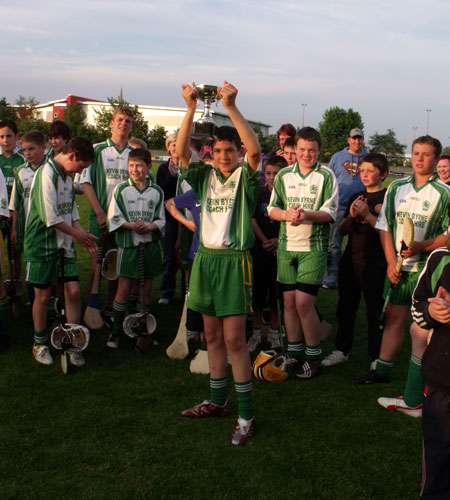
[50,323,90,352]
[123,312,157,339]
[252,350,289,382]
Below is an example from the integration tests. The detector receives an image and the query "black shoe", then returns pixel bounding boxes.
[352,370,391,385]
[296,359,321,380]
[0,334,11,353]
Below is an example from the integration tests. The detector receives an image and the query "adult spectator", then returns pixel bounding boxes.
[156,133,180,304]
[273,123,296,157]
[322,128,366,289]
[437,154,450,185]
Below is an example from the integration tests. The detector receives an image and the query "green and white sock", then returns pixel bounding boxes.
[376,358,394,377]
[288,341,304,360]
[305,344,322,361]
[34,329,48,346]
[235,380,253,420]
[210,377,227,406]
[404,355,425,407]
[112,300,127,336]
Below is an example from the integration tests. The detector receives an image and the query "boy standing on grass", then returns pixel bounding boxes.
[322,153,388,370]
[247,156,287,353]
[25,137,97,366]
[354,136,450,386]
[177,81,261,446]
[0,119,24,197]
[268,127,338,379]
[106,148,165,348]
[81,107,134,326]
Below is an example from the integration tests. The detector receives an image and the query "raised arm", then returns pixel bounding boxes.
[219,81,261,173]
[176,83,199,168]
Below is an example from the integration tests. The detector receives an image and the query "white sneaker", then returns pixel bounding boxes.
[370,360,377,371]
[321,350,348,367]
[247,333,261,353]
[377,395,422,418]
[267,331,281,349]
[33,345,53,365]
[68,351,85,367]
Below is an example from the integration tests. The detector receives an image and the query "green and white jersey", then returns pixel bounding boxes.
[375,174,450,272]
[108,178,165,248]
[9,162,40,240]
[268,162,338,252]
[24,159,79,261]
[80,138,132,211]
[185,160,261,250]
[0,169,10,219]
[0,151,25,196]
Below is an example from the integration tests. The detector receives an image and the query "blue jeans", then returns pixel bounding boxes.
[323,208,345,287]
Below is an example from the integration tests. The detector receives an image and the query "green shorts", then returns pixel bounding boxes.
[117,242,162,279]
[26,256,79,287]
[187,246,253,317]
[383,270,420,306]
[277,249,327,286]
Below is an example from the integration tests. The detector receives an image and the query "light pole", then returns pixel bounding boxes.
[426,109,432,134]
[412,126,418,141]
[301,104,307,127]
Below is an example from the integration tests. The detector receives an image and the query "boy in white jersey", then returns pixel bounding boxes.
[81,107,134,325]
[354,135,450,386]
[177,81,261,446]
[268,127,338,379]
[25,137,98,366]
[106,148,165,348]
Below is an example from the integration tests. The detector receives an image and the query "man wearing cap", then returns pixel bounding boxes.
[322,128,366,289]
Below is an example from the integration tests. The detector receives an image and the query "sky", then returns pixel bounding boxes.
[2,0,450,148]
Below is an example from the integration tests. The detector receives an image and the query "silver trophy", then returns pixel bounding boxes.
[192,84,221,140]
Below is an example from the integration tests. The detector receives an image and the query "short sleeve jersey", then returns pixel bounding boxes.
[0,169,10,219]
[24,159,79,261]
[108,178,165,248]
[9,163,40,240]
[184,160,261,250]
[80,138,132,211]
[0,152,25,196]
[268,162,339,252]
[375,174,450,272]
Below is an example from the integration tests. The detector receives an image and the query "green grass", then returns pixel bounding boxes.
[0,195,421,500]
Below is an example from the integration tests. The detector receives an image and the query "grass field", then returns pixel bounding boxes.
[0,178,422,500]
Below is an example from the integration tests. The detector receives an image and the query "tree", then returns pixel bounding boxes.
[0,97,18,122]
[318,107,364,163]
[147,124,167,150]
[252,124,278,154]
[94,96,149,143]
[442,146,450,155]
[13,95,49,136]
[63,103,103,143]
[368,129,406,168]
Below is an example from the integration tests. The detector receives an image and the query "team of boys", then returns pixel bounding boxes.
[1,84,450,484]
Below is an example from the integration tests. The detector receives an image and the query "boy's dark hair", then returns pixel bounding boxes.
[190,138,202,153]
[360,153,389,176]
[283,137,296,149]
[61,137,95,162]
[413,135,442,158]
[0,119,18,135]
[265,156,288,170]
[129,147,152,166]
[213,126,241,151]
[112,106,134,120]
[21,130,45,146]
[295,127,322,149]
[277,123,296,139]
[439,154,450,162]
[47,120,71,141]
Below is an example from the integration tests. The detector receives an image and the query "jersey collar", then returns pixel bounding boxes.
[106,137,130,154]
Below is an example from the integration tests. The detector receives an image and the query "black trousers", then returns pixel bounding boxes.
[335,252,386,360]
[421,388,450,499]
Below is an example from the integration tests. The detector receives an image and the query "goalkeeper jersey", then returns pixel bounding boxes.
[0,151,25,196]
